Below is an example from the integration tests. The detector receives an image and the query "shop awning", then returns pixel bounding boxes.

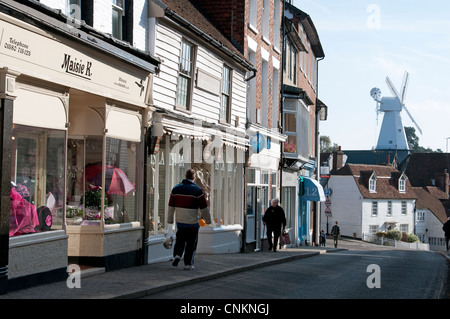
[301,177,326,202]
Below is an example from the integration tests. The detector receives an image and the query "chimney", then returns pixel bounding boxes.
[331,146,344,173]
[435,169,449,196]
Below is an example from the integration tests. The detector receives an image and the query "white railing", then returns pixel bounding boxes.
[362,233,430,251]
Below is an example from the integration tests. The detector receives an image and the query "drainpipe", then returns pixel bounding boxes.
[279,0,286,206]
[314,56,324,246]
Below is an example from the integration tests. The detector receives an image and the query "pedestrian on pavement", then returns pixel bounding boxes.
[262,199,286,252]
[168,169,212,270]
[443,217,450,252]
[320,229,326,247]
[331,221,340,248]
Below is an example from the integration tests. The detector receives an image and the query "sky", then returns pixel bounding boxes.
[293,0,450,152]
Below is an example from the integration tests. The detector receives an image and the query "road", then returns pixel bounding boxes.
[144,241,449,299]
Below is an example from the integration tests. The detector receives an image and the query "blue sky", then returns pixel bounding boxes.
[293,0,450,151]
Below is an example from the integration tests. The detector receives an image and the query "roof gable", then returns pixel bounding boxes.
[335,164,415,199]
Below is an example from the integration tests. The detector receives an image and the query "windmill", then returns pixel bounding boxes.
[370,71,422,150]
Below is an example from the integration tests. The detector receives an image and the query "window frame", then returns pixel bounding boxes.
[371,201,378,216]
[112,0,125,40]
[176,39,196,112]
[219,65,232,124]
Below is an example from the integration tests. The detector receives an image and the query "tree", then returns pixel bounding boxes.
[320,136,339,153]
[404,126,434,152]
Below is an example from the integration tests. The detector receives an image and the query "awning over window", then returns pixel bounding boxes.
[301,177,325,202]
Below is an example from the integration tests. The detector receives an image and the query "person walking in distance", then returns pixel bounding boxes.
[262,199,286,252]
[331,221,340,248]
[168,169,211,270]
[443,217,450,252]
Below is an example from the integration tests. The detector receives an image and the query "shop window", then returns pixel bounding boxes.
[66,136,138,226]
[10,125,65,237]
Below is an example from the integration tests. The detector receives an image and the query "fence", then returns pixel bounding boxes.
[362,233,430,251]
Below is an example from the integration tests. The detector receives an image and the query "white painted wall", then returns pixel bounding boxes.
[321,175,362,237]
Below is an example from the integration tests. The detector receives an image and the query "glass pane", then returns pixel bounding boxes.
[284,113,296,132]
[11,125,65,236]
[66,138,86,225]
[284,135,297,153]
[104,138,138,224]
[177,75,189,107]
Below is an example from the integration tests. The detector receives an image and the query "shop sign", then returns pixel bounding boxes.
[0,17,149,105]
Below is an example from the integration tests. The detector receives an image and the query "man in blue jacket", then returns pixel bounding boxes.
[168,169,211,270]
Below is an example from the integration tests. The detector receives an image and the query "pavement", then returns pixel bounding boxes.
[0,239,448,299]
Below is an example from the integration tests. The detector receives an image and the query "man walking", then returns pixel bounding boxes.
[331,221,340,248]
[168,169,211,270]
[263,199,286,252]
[443,217,450,252]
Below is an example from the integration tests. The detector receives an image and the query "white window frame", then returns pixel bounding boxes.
[401,200,407,215]
[248,0,258,34]
[371,201,378,216]
[176,39,196,111]
[369,225,379,234]
[416,211,425,222]
[220,65,232,123]
[399,177,406,193]
[387,200,392,216]
[112,0,125,39]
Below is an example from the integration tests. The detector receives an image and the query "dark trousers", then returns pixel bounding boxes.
[173,226,199,265]
[446,235,449,251]
[267,225,282,251]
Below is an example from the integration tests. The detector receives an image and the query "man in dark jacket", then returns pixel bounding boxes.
[443,217,450,252]
[263,199,286,252]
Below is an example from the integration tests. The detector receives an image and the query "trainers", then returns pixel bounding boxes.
[172,256,181,267]
[183,264,194,270]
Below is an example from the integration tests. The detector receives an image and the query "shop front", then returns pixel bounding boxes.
[0,2,158,292]
[145,114,247,263]
[245,125,285,251]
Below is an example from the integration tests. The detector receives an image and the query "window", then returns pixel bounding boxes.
[371,201,378,216]
[66,0,81,18]
[11,125,65,236]
[248,0,257,33]
[369,178,376,192]
[400,224,409,233]
[283,103,297,154]
[387,201,392,216]
[369,225,379,234]
[220,65,232,123]
[262,0,270,42]
[399,175,407,193]
[112,0,125,39]
[417,211,425,222]
[401,201,407,215]
[66,136,139,226]
[176,40,195,110]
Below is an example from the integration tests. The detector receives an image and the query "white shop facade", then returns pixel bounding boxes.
[0,3,159,292]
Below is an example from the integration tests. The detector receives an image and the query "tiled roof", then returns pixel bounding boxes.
[334,164,416,199]
[414,186,450,224]
[161,0,252,69]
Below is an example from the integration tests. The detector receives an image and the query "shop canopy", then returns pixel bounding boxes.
[301,177,326,202]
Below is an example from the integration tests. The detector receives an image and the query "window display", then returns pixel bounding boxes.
[10,125,65,236]
[66,136,138,226]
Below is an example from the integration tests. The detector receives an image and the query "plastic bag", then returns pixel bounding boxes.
[163,224,175,249]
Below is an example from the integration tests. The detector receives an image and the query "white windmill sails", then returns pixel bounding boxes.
[370,71,422,150]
